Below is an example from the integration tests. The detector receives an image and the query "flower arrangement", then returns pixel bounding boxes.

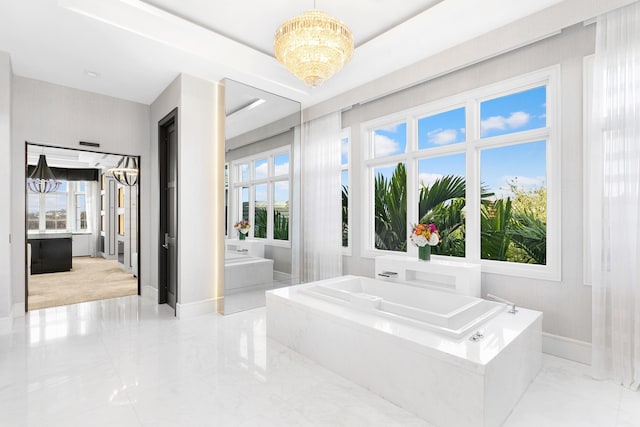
[233,221,251,234]
[410,223,440,247]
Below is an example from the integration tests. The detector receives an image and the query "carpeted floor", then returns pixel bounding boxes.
[28,256,138,310]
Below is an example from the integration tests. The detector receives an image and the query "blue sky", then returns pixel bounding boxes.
[374,85,547,198]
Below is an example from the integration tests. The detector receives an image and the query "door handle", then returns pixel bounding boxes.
[162,232,169,249]
[162,244,168,249]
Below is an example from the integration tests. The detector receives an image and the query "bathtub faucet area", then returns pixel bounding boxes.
[486,293,518,314]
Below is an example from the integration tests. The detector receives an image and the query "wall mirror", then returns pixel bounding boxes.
[223,79,301,314]
[25,143,140,311]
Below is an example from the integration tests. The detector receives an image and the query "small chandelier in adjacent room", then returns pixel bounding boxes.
[274,7,354,87]
[108,156,139,186]
[28,154,61,193]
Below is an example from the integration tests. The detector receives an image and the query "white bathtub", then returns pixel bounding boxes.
[224,251,273,293]
[301,276,503,338]
[267,276,542,427]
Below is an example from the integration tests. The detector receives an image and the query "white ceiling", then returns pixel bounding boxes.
[0,0,565,108]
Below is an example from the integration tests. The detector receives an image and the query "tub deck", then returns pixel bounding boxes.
[301,276,504,338]
[266,275,542,427]
[225,251,273,293]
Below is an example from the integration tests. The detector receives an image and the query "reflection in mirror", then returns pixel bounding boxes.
[25,143,140,311]
[223,79,301,314]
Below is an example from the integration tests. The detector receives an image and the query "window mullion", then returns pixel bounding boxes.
[406,119,418,257]
[466,100,481,261]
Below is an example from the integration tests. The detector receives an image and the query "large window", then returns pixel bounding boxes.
[27,181,90,233]
[362,67,560,280]
[231,148,291,243]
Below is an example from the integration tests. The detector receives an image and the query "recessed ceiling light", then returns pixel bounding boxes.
[85,70,99,77]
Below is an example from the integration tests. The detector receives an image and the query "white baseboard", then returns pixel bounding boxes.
[176,297,221,319]
[141,285,158,301]
[542,332,592,365]
[273,271,292,282]
[0,303,25,334]
[12,303,25,318]
[0,316,10,334]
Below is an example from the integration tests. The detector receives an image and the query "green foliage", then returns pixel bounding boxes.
[373,163,547,264]
[254,207,267,238]
[254,207,289,240]
[342,185,349,247]
[274,210,289,240]
[374,163,407,251]
[418,175,465,219]
[481,198,513,261]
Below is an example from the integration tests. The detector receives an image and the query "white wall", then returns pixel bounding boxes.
[148,74,225,316]
[10,77,150,310]
[177,74,224,312]
[342,24,594,344]
[0,52,12,325]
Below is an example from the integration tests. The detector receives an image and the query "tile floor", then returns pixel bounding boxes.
[1,295,638,427]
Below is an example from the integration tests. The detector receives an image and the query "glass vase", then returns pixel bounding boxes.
[418,245,431,261]
[239,232,246,240]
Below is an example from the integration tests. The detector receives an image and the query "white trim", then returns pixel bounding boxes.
[542,332,592,365]
[0,303,24,334]
[12,303,24,318]
[0,316,11,334]
[273,270,291,282]
[141,285,158,300]
[230,146,292,243]
[176,297,220,319]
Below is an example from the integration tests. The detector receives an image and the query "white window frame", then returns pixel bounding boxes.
[361,66,561,281]
[341,128,352,255]
[230,147,292,247]
[28,181,69,232]
[28,181,94,234]
[71,181,88,232]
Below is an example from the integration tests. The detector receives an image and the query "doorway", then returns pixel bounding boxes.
[25,143,140,311]
[158,109,178,311]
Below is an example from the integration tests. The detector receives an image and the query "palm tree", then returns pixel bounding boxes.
[373,163,546,264]
[509,210,546,264]
[480,198,513,261]
[374,163,407,251]
[418,175,467,257]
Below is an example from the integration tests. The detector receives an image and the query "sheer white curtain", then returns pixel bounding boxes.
[302,112,342,282]
[590,2,640,390]
[85,180,99,257]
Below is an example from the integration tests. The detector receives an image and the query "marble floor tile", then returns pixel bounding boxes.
[1,294,637,427]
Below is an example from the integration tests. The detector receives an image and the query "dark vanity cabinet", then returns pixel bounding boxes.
[29,234,72,274]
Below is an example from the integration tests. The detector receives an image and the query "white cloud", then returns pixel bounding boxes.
[427,128,458,145]
[274,181,289,200]
[274,162,289,176]
[255,162,268,179]
[481,111,531,134]
[419,173,444,188]
[374,134,401,157]
[379,123,402,133]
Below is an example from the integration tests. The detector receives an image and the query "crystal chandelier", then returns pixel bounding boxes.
[28,154,61,193]
[108,156,139,186]
[274,9,354,87]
